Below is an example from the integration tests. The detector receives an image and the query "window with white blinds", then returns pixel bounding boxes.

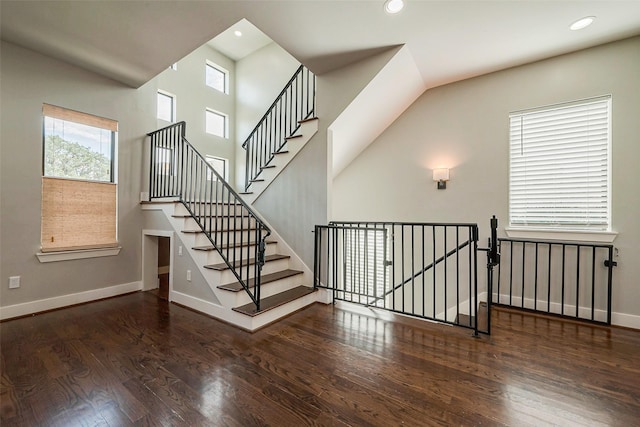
[509,95,611,230]
[344,227,388,307]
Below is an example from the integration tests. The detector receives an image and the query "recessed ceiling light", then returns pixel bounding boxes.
[384,0,404,14]
[570,16,595,31]
[234,30,243,37]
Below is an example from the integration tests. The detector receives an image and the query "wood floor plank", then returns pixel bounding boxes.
[2,291,640,426]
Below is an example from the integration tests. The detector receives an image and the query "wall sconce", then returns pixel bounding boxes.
[433,168,450,190]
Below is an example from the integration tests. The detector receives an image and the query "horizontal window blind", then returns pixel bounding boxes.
[509,96,611,230]
[344,228,388,306]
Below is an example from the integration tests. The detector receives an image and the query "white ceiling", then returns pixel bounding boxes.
[207,19,273,61]
[2,1,640,89]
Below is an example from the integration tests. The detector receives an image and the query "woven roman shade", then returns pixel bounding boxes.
[41,104,118,252]
[41,177,117,252]
[42,103,118,132]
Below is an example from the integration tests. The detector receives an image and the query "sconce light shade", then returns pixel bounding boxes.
[433,168,450,190]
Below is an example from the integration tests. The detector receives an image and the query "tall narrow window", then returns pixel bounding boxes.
[344,227,388,307]
[41,104,118,252]
[157,91,175,122]
[206,62,228,94]
[206,155,228,181]
[509,95,611,230]
[206,109,228,138]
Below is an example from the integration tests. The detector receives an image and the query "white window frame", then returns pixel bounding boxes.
[206,108,228,138]
[39,104,121,260]
[506,95,616,243]
[157,90,176,122]
[206,61,229,94]
[206,155,229,182]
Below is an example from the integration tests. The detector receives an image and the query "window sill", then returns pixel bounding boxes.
[36,246,121,263]
[504,228,617,244]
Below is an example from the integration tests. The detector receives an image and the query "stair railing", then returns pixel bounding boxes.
[496,237,615,325]
[148,121,270,310]
[242,65,315,191]
[314,221,491,335]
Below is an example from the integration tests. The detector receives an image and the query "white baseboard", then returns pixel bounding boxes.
[611,312,640,330]
[492,292,640,329]
[0,281,142,321]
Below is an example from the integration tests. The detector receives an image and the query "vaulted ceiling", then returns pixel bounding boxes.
[2,1,640,89]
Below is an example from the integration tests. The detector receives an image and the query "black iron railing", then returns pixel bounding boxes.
[314,221,493,335]
[496,238,616,324]
[242,65,315,191]
[148,121,271,310]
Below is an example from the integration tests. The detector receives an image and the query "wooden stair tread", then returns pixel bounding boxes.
[218,269,303,292]
[250,178,265,183]
[192,240,276,251]
[261,165,276,169]
[232,286,316,317]
[273,150,289,155]
[298,117,318,124]
[285,134,303,140]
[204,254,290,271]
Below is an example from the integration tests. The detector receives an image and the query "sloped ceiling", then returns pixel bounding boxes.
[2,1,640,89]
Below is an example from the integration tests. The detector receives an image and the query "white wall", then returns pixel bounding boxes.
[234,42,300,188]
[0,40,235,313]
[333,36,640,326]
[156,44,236,179]
[0,41,154,308]
[254,47,400,268]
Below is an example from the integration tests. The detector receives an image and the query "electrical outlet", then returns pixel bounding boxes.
[178,246,183,256]
[186,270,191,281]
[9,276,20,289]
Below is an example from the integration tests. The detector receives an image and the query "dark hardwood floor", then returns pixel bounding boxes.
[2,291,639,426]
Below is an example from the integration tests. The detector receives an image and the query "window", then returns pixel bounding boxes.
[41,104,118,252]
[509,95,611,230]
[206,155,228,181]
[206,109,228,138]
[344,227,388,307]
[155,147,176,176]
[157,91,175,122]
[206,62,228,94]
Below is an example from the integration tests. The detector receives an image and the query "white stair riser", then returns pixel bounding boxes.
[182,216,258,230]
[203,243,277,265]
[175,203,246,217]
[188,230,267,246]
[188,242,277,265]
[226,276,306,307]
[208,258,291,283]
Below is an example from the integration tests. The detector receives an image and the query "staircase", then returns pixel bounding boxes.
[144,119,327,331]
[240,117,318,204]
[142,65,324,330]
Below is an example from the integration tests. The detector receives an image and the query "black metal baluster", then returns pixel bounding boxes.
[521,242,526,308]
[575,245,581,319]
[591,246,596,321]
